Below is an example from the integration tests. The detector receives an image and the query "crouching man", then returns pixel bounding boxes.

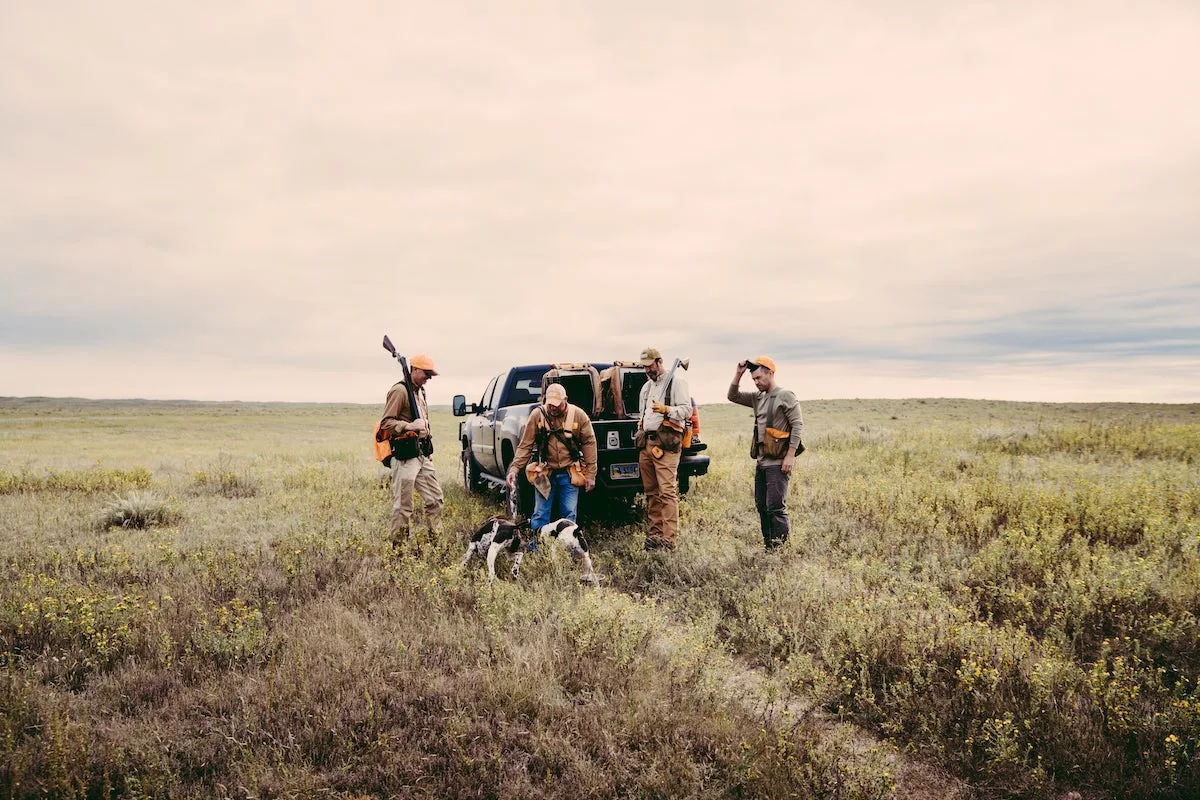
[506,382,597,531]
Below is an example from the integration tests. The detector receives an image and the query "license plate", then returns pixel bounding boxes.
[610,463,640,480]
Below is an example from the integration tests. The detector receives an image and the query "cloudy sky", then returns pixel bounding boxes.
[2,1,1198,406]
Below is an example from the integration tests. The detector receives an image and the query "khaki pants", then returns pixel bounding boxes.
[639,445,681,547]
[390,454,444,539]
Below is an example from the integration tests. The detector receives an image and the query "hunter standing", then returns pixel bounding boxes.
[636,347,692,550]
[378,353,444,545]
[507,382,598,530]
[728,356,803,550]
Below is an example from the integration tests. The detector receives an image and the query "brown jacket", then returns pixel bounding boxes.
[379,381,431,440]
[508,404,598,479]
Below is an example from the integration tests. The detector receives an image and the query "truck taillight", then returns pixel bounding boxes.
[688,400,701,443]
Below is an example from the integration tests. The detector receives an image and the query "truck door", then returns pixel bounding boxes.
[470,374,502,473]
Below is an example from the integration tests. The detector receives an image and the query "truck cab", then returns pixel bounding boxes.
[453,361,709,511]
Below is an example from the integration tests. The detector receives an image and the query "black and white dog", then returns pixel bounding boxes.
[461,516,598,583]
[460,516,529,581]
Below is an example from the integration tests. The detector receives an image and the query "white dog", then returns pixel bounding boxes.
[461,516,599,583]
[534,518,599,583]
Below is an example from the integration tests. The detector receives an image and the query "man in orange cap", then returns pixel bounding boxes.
[507,381,598,531]
[379,353,444,546]
[729,356,804,550]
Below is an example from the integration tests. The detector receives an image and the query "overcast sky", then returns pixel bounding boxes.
[2,1,1198,406]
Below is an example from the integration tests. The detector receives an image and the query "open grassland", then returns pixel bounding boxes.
[1,396,1198,799]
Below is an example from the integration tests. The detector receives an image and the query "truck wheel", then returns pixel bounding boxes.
[462,450,484,494]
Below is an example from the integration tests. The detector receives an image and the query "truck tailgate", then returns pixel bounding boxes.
[591,420,642,491]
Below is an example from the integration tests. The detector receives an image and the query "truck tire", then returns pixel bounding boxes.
[462,448,484,494]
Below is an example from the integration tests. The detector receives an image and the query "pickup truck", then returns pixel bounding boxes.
[452,361,710,514]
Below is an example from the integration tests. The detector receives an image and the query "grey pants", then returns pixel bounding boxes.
[754,463,790,549]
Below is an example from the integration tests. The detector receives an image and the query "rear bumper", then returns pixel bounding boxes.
[680,451,711,478]
[593,445,710,493]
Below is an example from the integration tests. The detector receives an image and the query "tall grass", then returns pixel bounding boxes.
[0,396,1197,798]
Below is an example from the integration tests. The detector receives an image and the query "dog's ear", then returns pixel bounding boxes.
[471,517,498,540]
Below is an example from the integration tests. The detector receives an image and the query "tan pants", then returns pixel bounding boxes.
[639,445,681,547]
[390,454,444,539]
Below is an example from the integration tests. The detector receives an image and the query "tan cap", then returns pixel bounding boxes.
[545,383,567,404]
[410,354,438,375]
[638,347,662,366]
[746,355,776,373]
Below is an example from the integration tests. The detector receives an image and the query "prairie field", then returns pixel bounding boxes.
[1,396,1198,799]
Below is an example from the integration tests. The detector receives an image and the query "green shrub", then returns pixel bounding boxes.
[0,466,152,494]
[191,458,261,498]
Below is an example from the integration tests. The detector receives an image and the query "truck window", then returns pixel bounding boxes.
[623,371,648,416]
[479,375,499,410]
[505,368,548,407]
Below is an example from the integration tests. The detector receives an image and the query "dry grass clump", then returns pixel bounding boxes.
[190,454,260,498]
[95,491,179,530]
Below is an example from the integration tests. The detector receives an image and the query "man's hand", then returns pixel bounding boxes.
[781,452,795,474]
[585,478,596,492]
[652,401,670,415]
[407,418,429,434]
[735,361,747,378]
[506,472,517,488]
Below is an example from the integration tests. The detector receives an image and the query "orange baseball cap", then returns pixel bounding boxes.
[746,355,776,373]
[410,354,438,375]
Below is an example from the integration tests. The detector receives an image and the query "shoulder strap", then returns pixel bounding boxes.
[533,408,550,462]
[546,405,583,461]
[760,390,778,440]
[384,381,412,426]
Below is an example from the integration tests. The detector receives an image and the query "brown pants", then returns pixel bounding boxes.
[390,454,444,538]
[639,445,681,547]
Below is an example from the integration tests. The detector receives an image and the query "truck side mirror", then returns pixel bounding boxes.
[452,395,472,416]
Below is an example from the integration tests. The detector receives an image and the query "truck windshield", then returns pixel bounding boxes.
[505,368,548,407]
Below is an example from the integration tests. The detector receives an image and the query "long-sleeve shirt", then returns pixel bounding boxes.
[508,404,598,479]
[728,383,803,465]
[638,372,691,432]
[379,381,430,439]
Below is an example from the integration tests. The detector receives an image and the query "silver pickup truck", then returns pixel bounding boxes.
[452,361,710,513]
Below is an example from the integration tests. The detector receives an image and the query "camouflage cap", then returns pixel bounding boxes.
[638,347,662,366]
[545,383,567,404]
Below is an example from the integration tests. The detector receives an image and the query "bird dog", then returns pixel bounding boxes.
[461,516,598,583]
